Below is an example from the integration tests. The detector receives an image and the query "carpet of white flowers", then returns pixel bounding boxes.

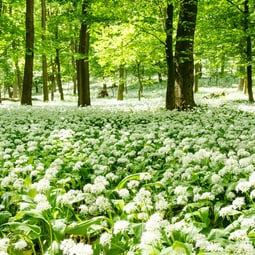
[1,94,255,255]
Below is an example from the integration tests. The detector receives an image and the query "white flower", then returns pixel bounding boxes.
[32,178,51,192]
[177,195,188,205]
[13,239,27,250]
[145,213,163,232]
[113,220,129,234]
[127,180,140,189]
[249,172,255,186]
[36,201,52,212]
[140,230,162,247]
[69,243,93,255]
[60,239,76,254]
[99,232,112,247]
[236,180,251,193]
[229,229,248,241]
[232,197,245,210]
[123,202,137,214]
[205,242,224,252]
[140,172,152,181]
[95,196,111,212]
[174,186,187,195]
[0,238,10,252]
[118,188,130,199]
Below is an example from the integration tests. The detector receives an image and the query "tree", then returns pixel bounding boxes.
[165,2,175,110]
[77,0,90,106]
[41,0,49,102]
[244,0,254,102]
[174,0,198,109]
[21,0,34,105]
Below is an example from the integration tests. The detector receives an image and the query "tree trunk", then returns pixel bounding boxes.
[117,63,125,101]
[137,60,143,101]
[165,3,175,110]
[71,41,77,95]
[244,0,254,102]
[77,0,90,107]
[41,0,49,102]
[21,0,34,105]
[238,77,245,91]
[194,61,202,93]
[175,0,198,110]
[55,48,64,100]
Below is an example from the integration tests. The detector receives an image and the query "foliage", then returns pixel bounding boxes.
[1,90,255,254]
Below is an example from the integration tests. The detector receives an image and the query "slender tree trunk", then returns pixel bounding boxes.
[71,40,77,95]
[137,60,143,101]
[21,0,34,105]
[175,0,198,109]
[15,62,22,98]
[117,63,125,101]
[55,48,64,100]
[165,3,175,110]
[42,0,49,102]
[194,61,202,93]
[244,0,254,102]
[77,0,90,107]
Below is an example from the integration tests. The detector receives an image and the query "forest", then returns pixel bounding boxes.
[0,0,254,108]
[1,0,255,255]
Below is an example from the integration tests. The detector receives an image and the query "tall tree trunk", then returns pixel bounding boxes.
[50,58,56,101]
[21,0,34,105]
[244,0,254,102]
[71,40,77,95]
[117,63,125,101]
[175,0,198,109]
[55,48,64,100]
[15,61,22,98]
[42,0,49,102]
[137,60,143,101]
[165,3,175,110]
[194,61,202,93]
[77,0,90,107]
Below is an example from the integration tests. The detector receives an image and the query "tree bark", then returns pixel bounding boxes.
[117,63,125,101]
[165,3,175,110]
[55,48,64,100]
[244,0,254,102]
[175,0,198,110]
[21,0,34,105]
[42,0,49,102]
[77,0,90,107]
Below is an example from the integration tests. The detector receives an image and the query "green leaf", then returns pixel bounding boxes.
[172,241,191,255]
[4,222,41,239]
[117,173,140,190]
[65,216,108,236]
[0,211,12,225]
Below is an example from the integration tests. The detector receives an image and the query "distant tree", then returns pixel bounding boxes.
[21,0,34,105]
[41,0,49,102]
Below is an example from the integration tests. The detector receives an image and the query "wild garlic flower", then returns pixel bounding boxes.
[69,243,93,255]
[32,178,51,192]
[140,230,162,247]
[236,180,251,193]
[95,195,111,212]
[113,220,129,234]
[99,232,112,247]
[13,239,27,250]
[232,197,245,210]
[0,238,10,252]
[118,188,130,199]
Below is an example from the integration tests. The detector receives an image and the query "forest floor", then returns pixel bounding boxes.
[1,84,255,255]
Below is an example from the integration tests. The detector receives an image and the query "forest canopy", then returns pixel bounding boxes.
[0,0,254,108]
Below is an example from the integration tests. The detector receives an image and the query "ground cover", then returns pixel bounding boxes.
[1,88,255,254]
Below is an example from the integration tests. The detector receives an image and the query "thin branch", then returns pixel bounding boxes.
[225,0,244,13]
